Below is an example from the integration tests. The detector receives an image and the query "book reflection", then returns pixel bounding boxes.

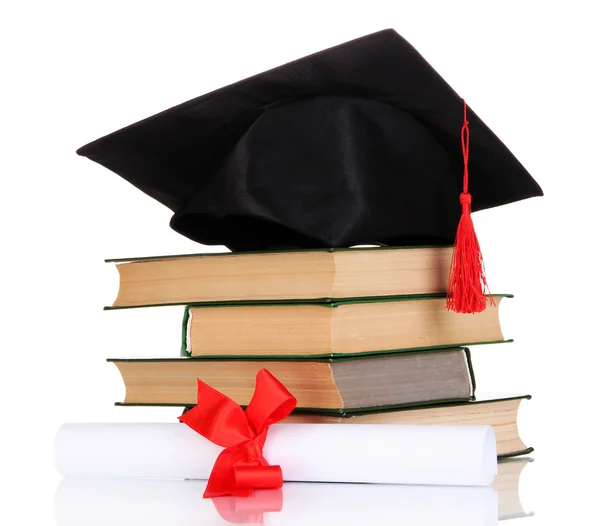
[54,458,532,525]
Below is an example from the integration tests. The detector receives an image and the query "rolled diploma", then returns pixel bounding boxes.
[54,423,497,486]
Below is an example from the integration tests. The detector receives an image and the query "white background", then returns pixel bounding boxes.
[1,1,598,523]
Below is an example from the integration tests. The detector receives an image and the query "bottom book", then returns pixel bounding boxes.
[282,394,533,458]
[54,459,532,525]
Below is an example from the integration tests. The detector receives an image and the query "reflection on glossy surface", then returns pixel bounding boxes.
[53,457,533,525]
[212,489,283,524]
[495,458,533,521]
[54,478,502,525]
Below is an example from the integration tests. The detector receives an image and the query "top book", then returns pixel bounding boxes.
[106,246,453,308]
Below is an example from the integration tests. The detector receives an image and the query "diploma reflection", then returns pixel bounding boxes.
[55,478,499,525]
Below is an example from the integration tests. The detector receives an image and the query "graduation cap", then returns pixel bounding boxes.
[77,29,542,313]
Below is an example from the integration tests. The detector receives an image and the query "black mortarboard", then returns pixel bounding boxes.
[77,29,542,252]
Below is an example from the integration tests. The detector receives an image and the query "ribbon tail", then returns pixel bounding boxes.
[204,449,252,498]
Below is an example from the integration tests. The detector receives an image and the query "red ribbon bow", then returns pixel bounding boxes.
[178,369,297,498]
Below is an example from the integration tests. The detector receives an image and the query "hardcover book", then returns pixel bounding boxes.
[110,348,475,412]
[182,295,508,358]
[285,394,532,458]
[106,246,453,308]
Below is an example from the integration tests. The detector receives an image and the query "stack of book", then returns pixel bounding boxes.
[107,245,532,458]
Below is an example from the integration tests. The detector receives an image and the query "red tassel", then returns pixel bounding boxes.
[446,101,493,314]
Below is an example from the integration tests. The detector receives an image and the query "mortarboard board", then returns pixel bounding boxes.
[77,28,542,251]
[77,29,543,312]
